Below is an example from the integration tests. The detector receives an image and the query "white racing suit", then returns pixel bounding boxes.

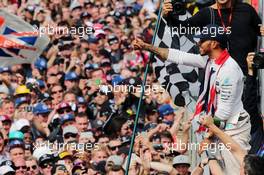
[167,49,251,175]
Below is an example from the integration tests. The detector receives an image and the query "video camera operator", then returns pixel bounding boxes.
[162,0,264,75]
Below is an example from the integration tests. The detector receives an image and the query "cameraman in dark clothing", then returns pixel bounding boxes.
[163,0,263,75]
[245,52,264,157]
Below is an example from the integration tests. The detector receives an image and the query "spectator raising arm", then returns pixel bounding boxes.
[200,115,247,165]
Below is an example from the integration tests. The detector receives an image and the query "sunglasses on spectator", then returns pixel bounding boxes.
[14,165,27,170]
[40,162,52,169]
[27,165,37,171]
[108,145,122,151]
[109,40,118,45]
[51,89,63,95]
[64,133,77,139]
[57,108,72,114]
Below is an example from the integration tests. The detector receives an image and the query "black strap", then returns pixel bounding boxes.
[209,7,215,25]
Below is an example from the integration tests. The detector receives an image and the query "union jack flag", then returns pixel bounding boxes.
[0,9,49,66]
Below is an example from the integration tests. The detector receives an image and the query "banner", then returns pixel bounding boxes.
[0,9,49,66]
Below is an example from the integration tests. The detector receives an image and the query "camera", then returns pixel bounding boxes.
[170,0,190,16]
[253,52,264,69]
[24,105,34,112]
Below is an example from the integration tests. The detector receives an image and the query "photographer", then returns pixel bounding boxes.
[162,0,263,75]
[245,52,264,156]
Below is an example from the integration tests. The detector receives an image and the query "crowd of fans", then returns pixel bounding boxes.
[0,0,263,175]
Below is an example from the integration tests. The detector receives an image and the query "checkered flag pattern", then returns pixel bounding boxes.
[152,13,201,111]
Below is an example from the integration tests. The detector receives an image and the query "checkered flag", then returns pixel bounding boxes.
[152,13,201,112]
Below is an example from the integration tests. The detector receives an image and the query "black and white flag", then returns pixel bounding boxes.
[152,13,201,112]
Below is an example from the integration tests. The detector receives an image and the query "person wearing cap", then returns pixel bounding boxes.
[9,140,25,161]
[51,164,69,175]
[14,85,30,98]
[64,71,79,91]
[61,113,76,129]
[133,25,249,138]
[58,150,73,173]
[133,25,251,174]
[79,131,95,144]
[34,57,47,76]
[63,125,78,143]
[32,103,51,140]
[0,115,12,137]
[77,96,87,113]
[172,155,191,175]
[0,67,13,95]
[158,104,175,126]
[0,165,15,175]
[57,102,74,117]
[108,35,123,64]
[70,1,82,21]
[37,154,53,175]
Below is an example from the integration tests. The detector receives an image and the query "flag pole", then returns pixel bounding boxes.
[124,1,164,174]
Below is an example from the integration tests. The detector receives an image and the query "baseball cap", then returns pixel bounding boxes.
[10,119,30,132]
[33,103,51,115]
[58,102,71,110]
[60,114,75,125]
[0,165,15,175]
[33,146,52,161]
[84,63,99,70]
[34,57,47,71]
[77,96,86,104]
[59,151,72,159]
[8,131,24,140]
[38,154,54,167]
[81,12,91,18]
[79,131,93,140]
[15,96,30,107]
[0,115,12,122]
[121,77,142,86]
[111,75,124,86]
[63,125,78,136]
[158,104,174,117]
[65,71,79,81]
[106,155,124,166]
[70,1,82,11]
[87,36,99,44]
[0,67,11,73]
[172,155,190,167]
[15,85,30,95]
[37,79,45,88]
[194,24,228,46]
[91,119,104,130]
[8,139,25,151]
[101,59,111,67]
